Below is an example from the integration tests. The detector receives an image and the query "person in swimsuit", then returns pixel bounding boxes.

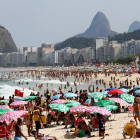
[14,118,27,140]
[25,110,33,136]
[133,96,139,125]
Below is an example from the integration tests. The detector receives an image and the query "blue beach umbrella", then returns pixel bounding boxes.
[135,85,140,88]
[105,88,115,91]
[53,94,62,100]
[64,93,77,98]
[103,91,109,96]
[134,90,140,95]
[119,88,129,93]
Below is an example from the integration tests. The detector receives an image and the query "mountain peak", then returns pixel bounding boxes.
[0,25,17,53]
[74,12,117,38]
[128,21,140,32]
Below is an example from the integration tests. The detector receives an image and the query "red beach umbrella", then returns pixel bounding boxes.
[108,89,124,95]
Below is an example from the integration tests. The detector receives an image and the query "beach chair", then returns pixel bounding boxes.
[128,106,134,117]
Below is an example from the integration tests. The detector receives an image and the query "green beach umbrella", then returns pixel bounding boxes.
[103,105,118,112]
[49,103,69,112]
[94,100,115,107]
[23,96,37,101]
[0,100,9,103]
[0,108,14,116]
[120,94,134,104]
[65,101,81,108]
[89,92,104,101]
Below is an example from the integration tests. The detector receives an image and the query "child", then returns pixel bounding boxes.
[97,114,105,138]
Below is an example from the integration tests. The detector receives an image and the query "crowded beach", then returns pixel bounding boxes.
[0,65,140,140]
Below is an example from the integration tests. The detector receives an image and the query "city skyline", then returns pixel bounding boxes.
[0,0,140,48]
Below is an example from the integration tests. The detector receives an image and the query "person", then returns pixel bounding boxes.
[123,119,139,139]
[71,125,85,137]
[25,110,33,136]
[31,130,58,140]
[82,121,91,137]
[133,96,139,125]
[33,107,40,135]
[98,114,105,138]
[75,115,84,128]
[135,96,140,122]
[64,113,75,128]
[14,118,27,140]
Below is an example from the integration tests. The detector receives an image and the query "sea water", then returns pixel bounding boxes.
[0,70,104,100]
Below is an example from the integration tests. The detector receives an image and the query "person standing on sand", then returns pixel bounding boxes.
[14,118,27,140]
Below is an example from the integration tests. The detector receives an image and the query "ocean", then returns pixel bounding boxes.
[0,70,101,100]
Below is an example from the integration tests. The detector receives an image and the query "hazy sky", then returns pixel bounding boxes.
[0,0,140,48]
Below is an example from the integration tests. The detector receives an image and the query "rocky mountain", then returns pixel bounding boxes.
[0,25,17,53]
[128,21,140,33]
[74,11,117,38]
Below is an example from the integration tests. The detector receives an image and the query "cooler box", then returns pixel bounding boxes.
[39,115,46,124]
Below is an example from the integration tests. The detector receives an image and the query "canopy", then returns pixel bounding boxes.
[103,105,118,112]
[120,94,134,104]
[64,93,77,98]
[23,96,37,101]
[88,92,104,100]
[109,98,129,105]
[70,105,87,113]
[53,94,62,100]
[86,106,112,115]
[94,100,115,107]
[108,89,125,94]
[49,104,69,112]
[10,101,28,107]
[51,99,66,104]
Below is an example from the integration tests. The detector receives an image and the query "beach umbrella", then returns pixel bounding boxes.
[118,86,131,89]
[0,105,11,110]
[134,90,140,95]
[49,104,69,112]
[0,110,28,122]
[10,101,28,107]
[119,88,129,93]
[23,96,37,101]
[69,105,87,113]
[103,105,118,112]
[0,100,9,103]
[14,98,23,101]
[88,92,104,100]
[135,85,140,88]
[66,101,81,108]
[120,94,134,104]
[108,89,125,94]
[109,98,129,105]
[93,100,115,107]
[51,99,66,104]
[102,91,109,96]
[53,94,62,100]
[105,88,115,92]
[85,99,91,105]
[0,108,14,116]
[86,106,112,116]
[64,93,77,98]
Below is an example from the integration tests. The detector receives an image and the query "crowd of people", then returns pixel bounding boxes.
[0,66,140,140]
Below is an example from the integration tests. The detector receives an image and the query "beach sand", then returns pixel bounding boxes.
[22,112,136,140]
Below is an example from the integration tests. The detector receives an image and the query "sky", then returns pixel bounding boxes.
[0,0,140,48]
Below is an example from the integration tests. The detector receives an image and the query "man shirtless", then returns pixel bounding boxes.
[134,95,140,124]
[133,96,139,125]
[14,118,27,140]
